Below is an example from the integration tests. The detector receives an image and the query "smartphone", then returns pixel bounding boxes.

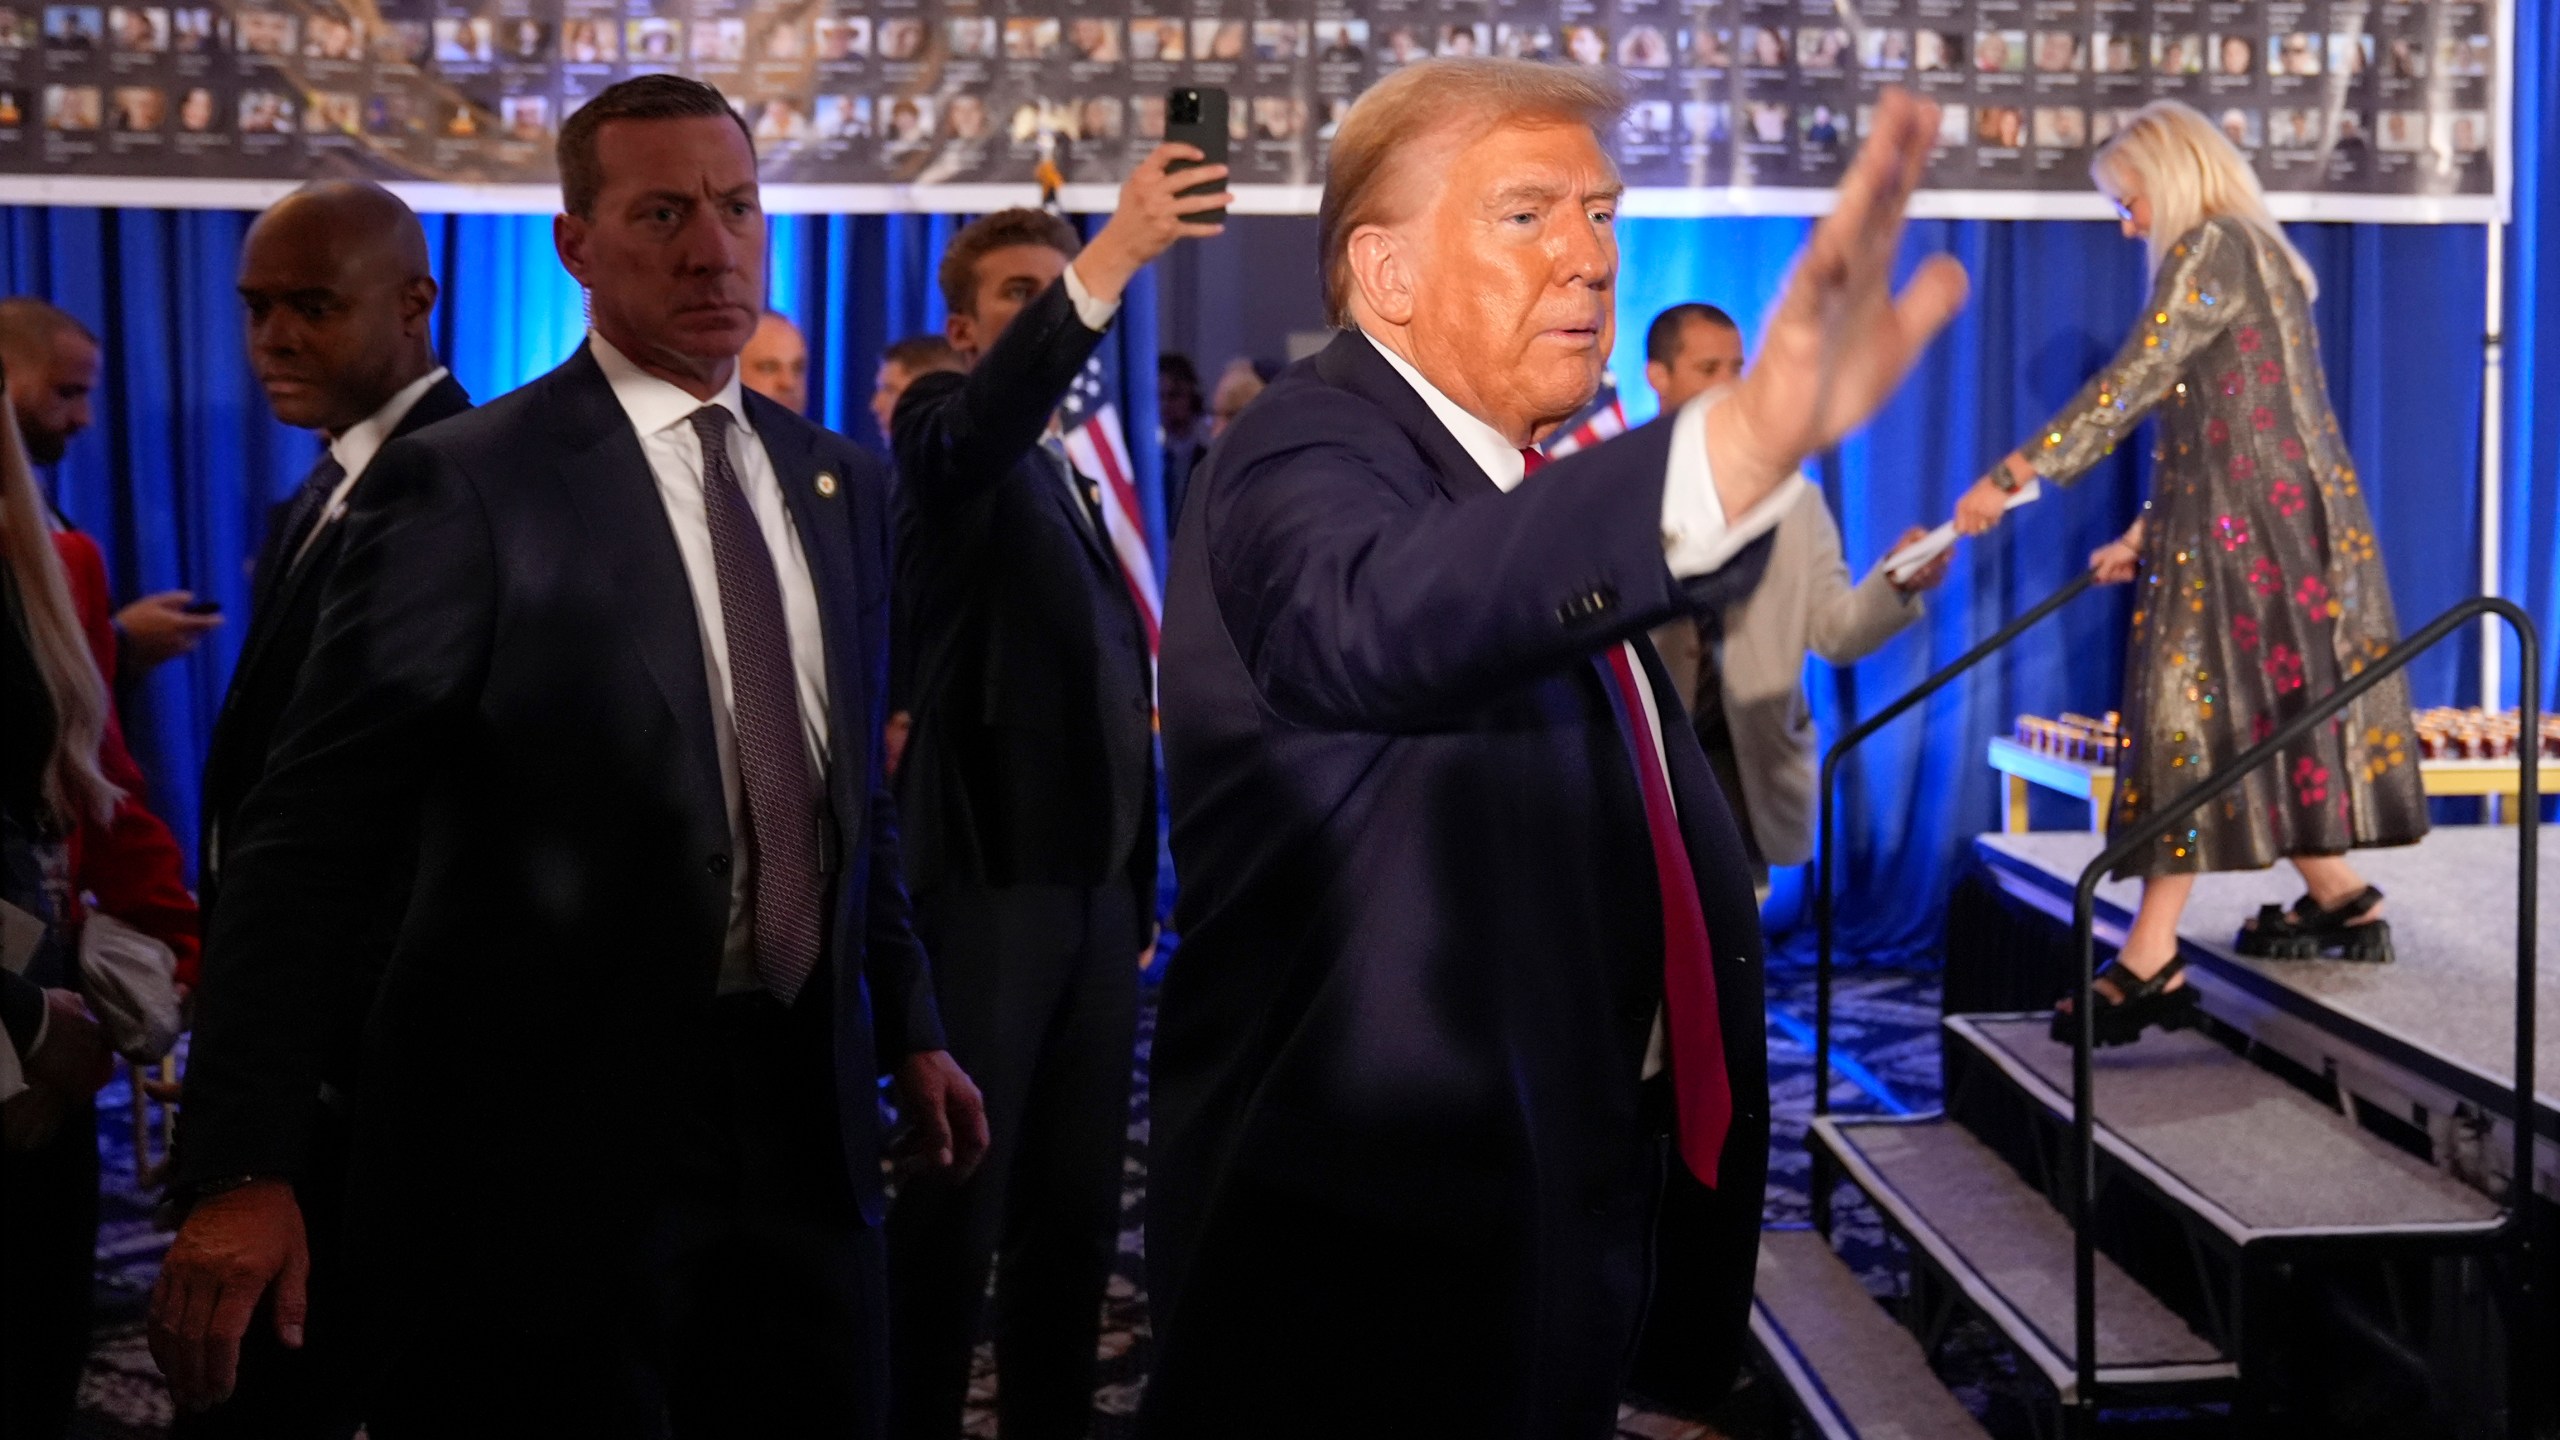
[1163,86,1230,226]
[182,598,222,615]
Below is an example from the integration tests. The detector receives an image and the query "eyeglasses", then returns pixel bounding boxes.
[2110,196,2139,222]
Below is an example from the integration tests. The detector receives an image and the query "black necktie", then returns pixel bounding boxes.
[689,406,824,1003]
[273,453,346,579]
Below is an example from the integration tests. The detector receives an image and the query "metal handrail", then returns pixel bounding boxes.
[2062,597,2541,1438]
[1812,568,2099,1231]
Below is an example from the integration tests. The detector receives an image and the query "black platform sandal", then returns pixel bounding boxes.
[2235,886,2394,963]
[2050,954,2201,1048]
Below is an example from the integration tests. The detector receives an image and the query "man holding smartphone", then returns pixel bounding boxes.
[885,142,1223,1440]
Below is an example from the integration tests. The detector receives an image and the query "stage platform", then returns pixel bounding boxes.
[1965,826,2556,1203]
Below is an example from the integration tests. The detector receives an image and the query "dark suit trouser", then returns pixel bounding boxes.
[0,1092,98,1440]
[886,881,1139,1440]
[172,1109,361,1440]
[1138,1153,1656,1440]
[366,989,886,1440]
[1627,1081,1759,1413]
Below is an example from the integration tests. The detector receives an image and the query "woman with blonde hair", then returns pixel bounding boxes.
[1955,99,2427,1045]
[1,355,123,1438]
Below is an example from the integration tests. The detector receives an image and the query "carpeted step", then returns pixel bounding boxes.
[1749,1227,1993,1440]
[1948,1014,2503,1242]
[1812,1115,2235,1406]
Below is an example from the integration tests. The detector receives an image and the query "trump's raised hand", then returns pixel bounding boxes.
[1707,88,1970,511]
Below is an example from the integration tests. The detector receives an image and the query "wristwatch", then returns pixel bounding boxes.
[1987,462,2024,494]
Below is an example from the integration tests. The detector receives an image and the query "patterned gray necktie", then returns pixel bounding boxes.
[689,405,823,1003]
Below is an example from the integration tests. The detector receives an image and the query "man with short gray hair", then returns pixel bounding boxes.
[1144,60,1966,1435]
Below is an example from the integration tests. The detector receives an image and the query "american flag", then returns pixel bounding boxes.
[1057,353,1163,660]
[1538,375,1630,460]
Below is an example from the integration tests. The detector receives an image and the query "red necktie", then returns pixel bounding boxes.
[1524,447,1732,1186]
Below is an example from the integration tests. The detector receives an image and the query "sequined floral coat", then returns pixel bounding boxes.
[2027,215,2428,878]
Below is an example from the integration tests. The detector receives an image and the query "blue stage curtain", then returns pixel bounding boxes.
[1607,81,2555,960]
[2503,0,2560,715]
[2,52,2547,952]
[0,208,1164,884]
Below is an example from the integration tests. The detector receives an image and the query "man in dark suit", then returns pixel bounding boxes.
[174,179,469,1440]
[885,149,1221,1440]
[1141,64,1965,1438]
[151,75,985,1438]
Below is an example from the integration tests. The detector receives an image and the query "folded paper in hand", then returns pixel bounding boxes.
[1883,480,2042,584]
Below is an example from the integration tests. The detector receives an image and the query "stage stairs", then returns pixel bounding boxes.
[1745,1005,2511,1437]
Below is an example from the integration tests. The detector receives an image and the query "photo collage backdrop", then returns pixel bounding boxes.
[0,0,2505,207]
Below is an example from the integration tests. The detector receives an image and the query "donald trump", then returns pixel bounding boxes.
[1143,60,1965,1436]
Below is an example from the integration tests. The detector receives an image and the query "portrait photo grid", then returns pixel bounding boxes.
[0,0,2503,205]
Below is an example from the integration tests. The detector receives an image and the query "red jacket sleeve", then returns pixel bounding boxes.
[50,530,204,987]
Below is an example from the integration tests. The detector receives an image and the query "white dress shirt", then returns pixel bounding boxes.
[1059,261,1120,331]
[293,365,450,568]
[590,332,833,994]
[1363,334,1787,1078]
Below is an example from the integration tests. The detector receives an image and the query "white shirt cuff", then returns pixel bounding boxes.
[1061,263,1121,333]
[1660,394,1730,577]
[1661,392,1804,578]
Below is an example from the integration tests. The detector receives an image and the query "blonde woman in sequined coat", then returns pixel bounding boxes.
[1955,100,2429,1045]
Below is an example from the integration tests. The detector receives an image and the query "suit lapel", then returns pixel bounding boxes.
[543,348,726,812]
[228,377,476,718]
[750,395,869,835]
[1314,331,1504,504]
[233,462,334,688]
[249,470,328,608]
[1320,331,1655,846]
[1041,443,1123,577]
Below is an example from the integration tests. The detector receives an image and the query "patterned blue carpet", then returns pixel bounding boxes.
[70,968,1981,1440]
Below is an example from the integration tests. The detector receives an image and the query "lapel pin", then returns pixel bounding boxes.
[815,471,839,497]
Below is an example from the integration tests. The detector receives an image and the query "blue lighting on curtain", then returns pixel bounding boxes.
[2502,0,2559,714]
[0,206,1167,885]
[3,20,2551,952]
[1608,203,2543,961]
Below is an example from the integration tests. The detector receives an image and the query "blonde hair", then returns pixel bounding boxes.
[0,378,117,826]
[2093,100,2318,301]
[1318,58,1626,327]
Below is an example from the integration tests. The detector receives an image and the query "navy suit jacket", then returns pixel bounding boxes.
[1147,331,1772,1423]
[179,347,940,1320]
[890,276,1157,910]
[201,372,472,922]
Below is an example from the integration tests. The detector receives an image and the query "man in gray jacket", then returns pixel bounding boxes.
[1623,298,1953,1415]
[1642,302,1950,892]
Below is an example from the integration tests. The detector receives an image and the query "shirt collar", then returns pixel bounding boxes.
[327,365,450,481]
[1361,331,1529,492]
[588,330,752,443]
